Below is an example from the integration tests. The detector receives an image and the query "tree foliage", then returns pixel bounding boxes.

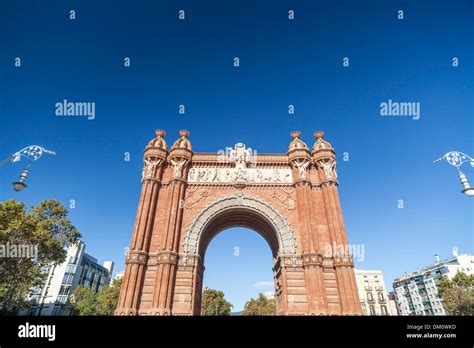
[438,272,474,315]
[0,199,81,314]
[96,278,122,315]
[243,293,276,315]
[70,286,97,315]
[200,287,233,316]
[71,278,122,316]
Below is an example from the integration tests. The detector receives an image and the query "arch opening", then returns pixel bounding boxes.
[202,226,276,314]
[181,194,295,315]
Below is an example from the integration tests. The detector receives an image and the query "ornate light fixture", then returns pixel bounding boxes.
[434,151,474,197]
[0,145,56,191]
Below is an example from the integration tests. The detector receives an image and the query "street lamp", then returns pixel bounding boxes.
[434,151,474,197]
[12,167,30,192]
[0,145,56,192]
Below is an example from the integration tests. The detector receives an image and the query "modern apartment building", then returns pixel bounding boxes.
[354,269,395,315]
[392,249,473,316]
[23,241,114,316]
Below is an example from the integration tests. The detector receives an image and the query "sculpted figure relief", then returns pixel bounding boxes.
[142,158,161,180]
[293,159,310,179]
[317,159,337,180]
[187,167,292,184]
[227,143,255,169]
[186,143,293,184]
[170,158,188,179]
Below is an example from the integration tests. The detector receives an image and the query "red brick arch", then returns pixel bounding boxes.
[115,130,362,316]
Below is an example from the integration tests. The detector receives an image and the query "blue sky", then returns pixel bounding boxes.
[0,0,473,311]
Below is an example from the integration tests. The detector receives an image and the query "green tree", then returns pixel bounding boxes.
[438,272,474,315]
[201,287,233,316]
[0,199,81,314]
[243,293,276,316]
[70,286,97,315]
[96,278,122,315]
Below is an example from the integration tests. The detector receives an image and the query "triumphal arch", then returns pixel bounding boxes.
[116,129,362,315]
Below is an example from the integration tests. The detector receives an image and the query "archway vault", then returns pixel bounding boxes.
[182,193,297,264]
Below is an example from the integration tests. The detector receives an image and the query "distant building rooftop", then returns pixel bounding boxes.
[394,253,472,282]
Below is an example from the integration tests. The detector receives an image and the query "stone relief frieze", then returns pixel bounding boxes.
[187,143,293,184]
[188,167,292,184]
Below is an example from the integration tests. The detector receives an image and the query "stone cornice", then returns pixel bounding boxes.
[141,178,162,184]
[126,250,148,265]
[148,251,179,265]
[191,152,290,164]
[186,182,294,188]
[302,252,324,266]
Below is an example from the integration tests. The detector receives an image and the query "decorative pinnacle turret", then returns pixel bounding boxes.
[147,129,168,150]
[172,129,192,150]
[312,130,333,153]
[291,130,302,139]
[314,131,325,139]
[288,130,309,152]
[156,129,166,137]
[179,129,190,138]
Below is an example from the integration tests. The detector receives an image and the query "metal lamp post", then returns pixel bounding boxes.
[0,145,56,191]
[434,151,474,197]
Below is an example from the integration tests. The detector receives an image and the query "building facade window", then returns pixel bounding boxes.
[369,305,376,315]
[62,274,74,285]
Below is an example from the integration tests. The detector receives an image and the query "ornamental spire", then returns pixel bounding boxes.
[288,131,308,151]
[312,130,332,152]
[172,129,192,150]
[147,129,167,149]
